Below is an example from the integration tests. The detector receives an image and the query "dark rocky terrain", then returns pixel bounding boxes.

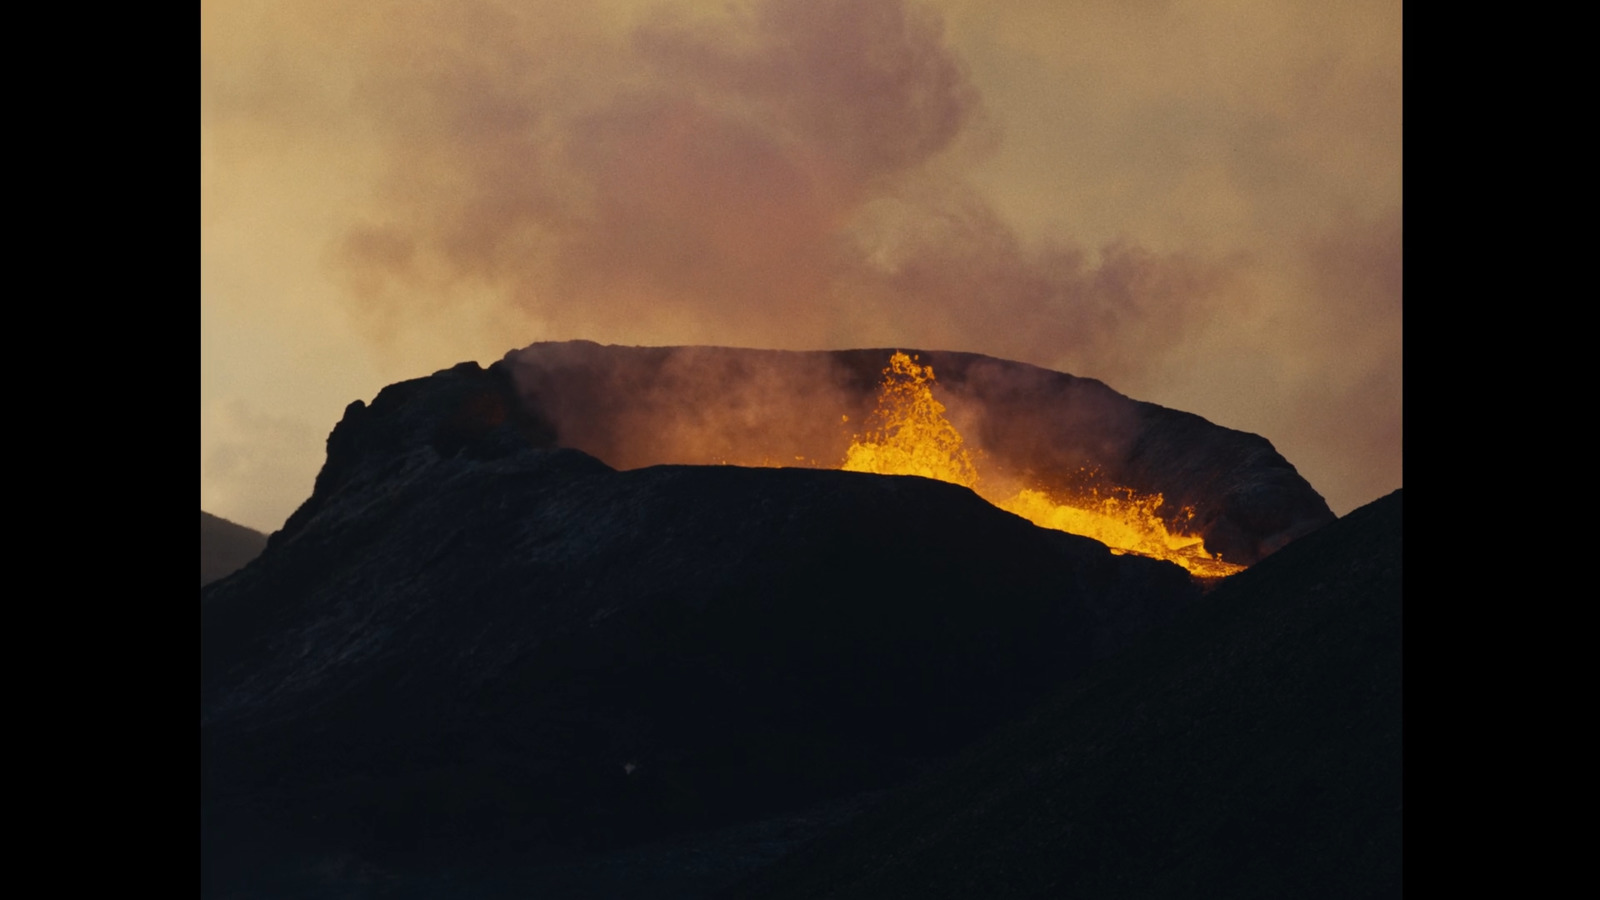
[201,359,1201,897]
[202,511,268,586]
[200,351,1387,898]
[504,342,1335,564]
[730,489,1403,900]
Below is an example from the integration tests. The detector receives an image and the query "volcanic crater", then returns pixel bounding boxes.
[500,341,1333,568]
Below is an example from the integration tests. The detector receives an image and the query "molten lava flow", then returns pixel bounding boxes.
[841,353,1245,578]
[997,488,1244,578]
[841,352,980,489]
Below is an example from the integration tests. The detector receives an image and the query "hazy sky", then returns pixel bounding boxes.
[202,0,1400,533]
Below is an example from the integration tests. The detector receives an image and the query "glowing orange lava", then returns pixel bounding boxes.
[841,353,1244,578]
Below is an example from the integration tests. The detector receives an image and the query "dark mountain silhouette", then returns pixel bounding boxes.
[201,510,268,587]
[201,359,1201,895]
[199,351,1381,897]
[730,489,1403,900]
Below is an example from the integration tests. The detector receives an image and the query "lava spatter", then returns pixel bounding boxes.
[842,352,1244,577]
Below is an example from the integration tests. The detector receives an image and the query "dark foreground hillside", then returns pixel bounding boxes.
[200,361,1200,898]
[730,489,1402,900]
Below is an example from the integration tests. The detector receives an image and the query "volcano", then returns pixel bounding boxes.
[200,345,1367,897]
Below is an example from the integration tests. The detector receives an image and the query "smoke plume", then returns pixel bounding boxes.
[317,0,1235,385]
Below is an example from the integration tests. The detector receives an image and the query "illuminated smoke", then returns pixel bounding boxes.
[326,0,1237,384]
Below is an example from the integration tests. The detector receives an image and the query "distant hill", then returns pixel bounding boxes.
[201,511,267,587]
[731,489,1402,900]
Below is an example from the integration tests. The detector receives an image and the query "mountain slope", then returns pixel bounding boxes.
[732,489,1402,900]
